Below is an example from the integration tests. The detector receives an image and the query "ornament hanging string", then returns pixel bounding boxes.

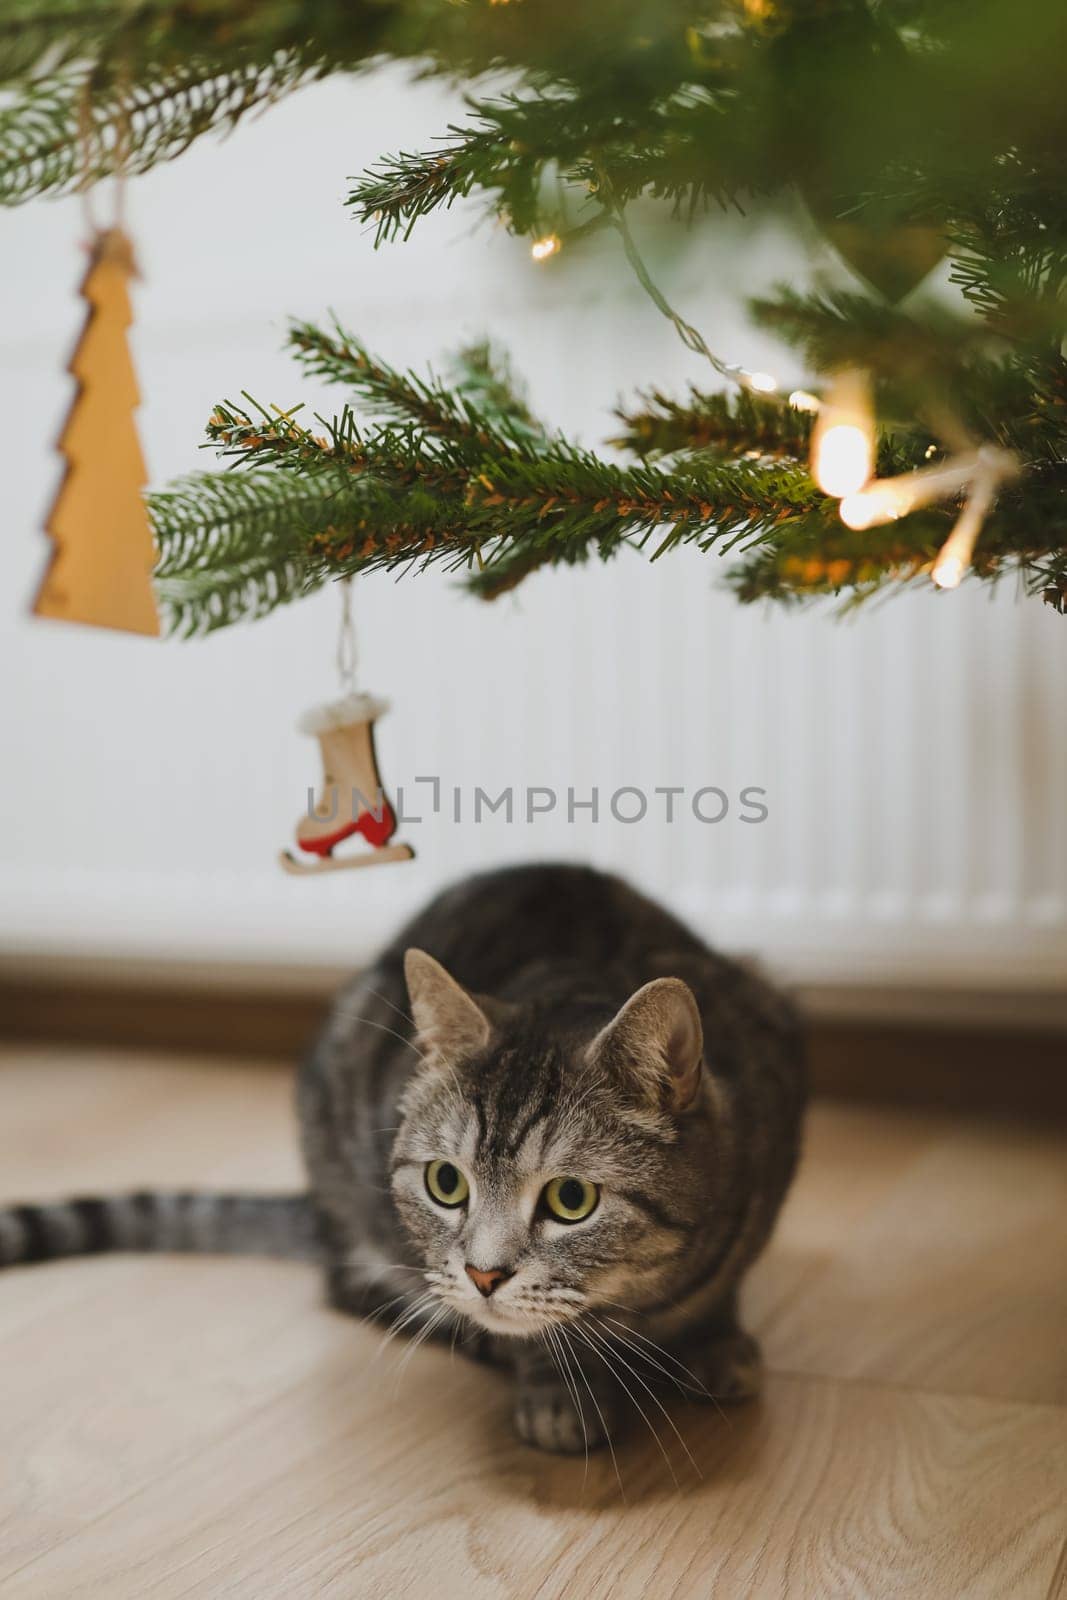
[78,72,130,239]
[336,578,358,695]
[76,83,97,235]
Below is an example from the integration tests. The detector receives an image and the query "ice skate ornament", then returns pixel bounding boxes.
[280,581,413,875]
[280,691,415,875]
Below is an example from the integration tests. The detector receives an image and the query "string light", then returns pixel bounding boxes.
[838,447,1016,533]
[815,424,873,498]
[932,466,1001,591]
[931,550,966,590]
[811,370,875,498]
[839,482,912,530]
[788,389,821,414]
[530,234,561,263]
[552,203,1013,592]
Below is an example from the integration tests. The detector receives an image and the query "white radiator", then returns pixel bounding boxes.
[2,76,1065,995]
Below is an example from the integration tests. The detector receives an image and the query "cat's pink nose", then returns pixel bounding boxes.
[465,1264,513,1298]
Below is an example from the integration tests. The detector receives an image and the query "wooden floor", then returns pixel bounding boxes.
[1,1047,1065,1599]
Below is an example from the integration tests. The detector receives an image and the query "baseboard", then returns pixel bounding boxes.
[1,961,1064,1120]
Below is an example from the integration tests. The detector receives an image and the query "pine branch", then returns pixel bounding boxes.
[149,345,830,632]
[614,386,813,460]
[0,0,399,85]
[6,0,1067,249]
[0,1,171,84]
[464,541,562,601]
[348,120,513,247]
[150,469,340,635]
[748,289,980,392]
[0,58,313,205]
[447,341,549,448]
[158,554,314,637]
[147,324,1067,629]
[151,470,323,576]
[727,461,1067,608]
[287,320,545,455]
[1,3,724,203]
[344,88,749,247]
[288,323,548,447]
[289,320,472,435]
[939,153,1067,338]
[747,285,1061,454]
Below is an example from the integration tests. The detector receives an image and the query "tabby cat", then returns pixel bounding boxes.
[0,864,805,1454]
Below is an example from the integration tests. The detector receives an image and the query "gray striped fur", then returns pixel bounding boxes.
[0,1192,317,1267]
[300,863,805,1453]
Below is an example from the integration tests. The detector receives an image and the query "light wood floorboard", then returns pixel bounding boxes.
[1,1046,1065,1598]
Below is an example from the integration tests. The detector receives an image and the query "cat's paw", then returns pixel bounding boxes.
[512,1382,616,1455]
[684,1329,763,1404]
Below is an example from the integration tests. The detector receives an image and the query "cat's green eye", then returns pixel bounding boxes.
[542,1176,599,1224]
[425,1159,469,1208]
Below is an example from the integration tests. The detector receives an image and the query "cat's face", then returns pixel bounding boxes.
[390,950,708,1337]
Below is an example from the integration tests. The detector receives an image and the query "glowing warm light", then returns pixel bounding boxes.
[811,371,874,498]
[788,389,821,414]
[839,483,911,530]
[530,234,561,262]
[838,492,876,530]
[927,467,1004,595]
[932,554,964,590]
[814,423,873,499]
[930,471,997,593]
[840,490,881,530]
[747,370,777,393]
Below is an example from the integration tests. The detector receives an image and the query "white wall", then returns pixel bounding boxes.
[2,72,1066,992]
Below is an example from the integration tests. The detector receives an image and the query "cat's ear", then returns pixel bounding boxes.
[404,949,492,1062]
[585,978,704,1113]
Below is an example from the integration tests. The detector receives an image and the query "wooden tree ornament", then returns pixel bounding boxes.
[33,228,160,636]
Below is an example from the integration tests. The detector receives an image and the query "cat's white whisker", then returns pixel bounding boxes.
[588,1314,696,1395]
[347,993,470,1127]
[374,1288,441,1362]
[592,1313,713,1399]
[379,1294,435,1343]
[569,1321,679,1489]
[360,984,417,1032]
[557,1325,627,1501]
[393,1304,452,1388]
[349,1256,425,1276]
[578,1321,701,1481]
[542,1327,589,1483]
[333,1008,430,1066]
[363,1285,427,1330]
[594,1313,731,1425]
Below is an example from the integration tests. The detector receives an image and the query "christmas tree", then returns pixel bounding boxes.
[3,0,1065,628]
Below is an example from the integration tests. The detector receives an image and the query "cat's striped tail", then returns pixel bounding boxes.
[0,1192,319,1269]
